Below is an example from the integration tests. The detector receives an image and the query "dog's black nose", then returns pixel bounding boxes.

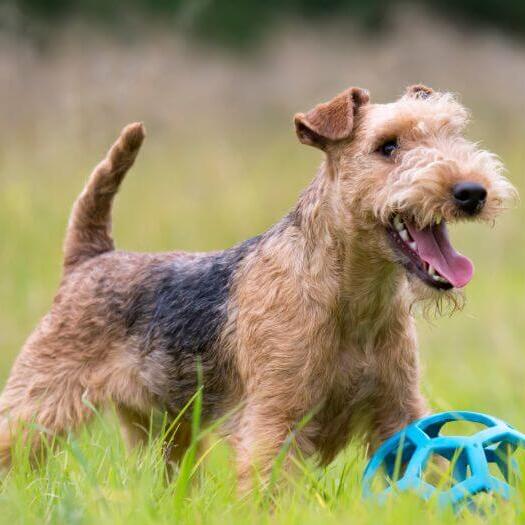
[452,182,487,215]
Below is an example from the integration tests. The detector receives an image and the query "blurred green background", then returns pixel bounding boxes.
[0,1,525,522]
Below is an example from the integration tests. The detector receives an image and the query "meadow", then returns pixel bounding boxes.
[1,15,525,524]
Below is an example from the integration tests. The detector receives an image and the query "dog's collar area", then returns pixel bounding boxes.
[386,214,454,291]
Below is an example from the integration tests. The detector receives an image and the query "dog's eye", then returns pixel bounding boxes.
[377,139,399,157]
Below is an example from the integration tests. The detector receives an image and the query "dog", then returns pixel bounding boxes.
[0,84,516,491]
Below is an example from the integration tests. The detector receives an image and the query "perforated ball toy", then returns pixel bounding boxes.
[362,411,525,509]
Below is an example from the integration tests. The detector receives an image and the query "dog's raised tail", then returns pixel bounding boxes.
[63,122,145,272]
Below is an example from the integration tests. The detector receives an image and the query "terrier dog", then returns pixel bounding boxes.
[0,85,516,490]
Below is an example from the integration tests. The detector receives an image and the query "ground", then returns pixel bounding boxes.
[0,120,524,523]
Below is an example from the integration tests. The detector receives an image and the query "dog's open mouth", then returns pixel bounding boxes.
[386,215,474,290]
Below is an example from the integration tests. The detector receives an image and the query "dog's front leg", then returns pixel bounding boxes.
[368,388,428,453]
[231,396,304,495]
[367,343,429,453]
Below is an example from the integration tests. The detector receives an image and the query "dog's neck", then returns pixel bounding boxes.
[290,163,412,336]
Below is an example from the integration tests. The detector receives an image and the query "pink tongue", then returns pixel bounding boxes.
[404,221,474,288]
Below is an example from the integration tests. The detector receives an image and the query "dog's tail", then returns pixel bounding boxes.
[63,122,145,272]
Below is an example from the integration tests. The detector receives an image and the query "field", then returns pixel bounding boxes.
[1,15,525,524]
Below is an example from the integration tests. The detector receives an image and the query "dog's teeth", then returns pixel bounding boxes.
[408,241,417,251]
[428,265,436,276]
[393,215,404,231]
[399,229,409,242]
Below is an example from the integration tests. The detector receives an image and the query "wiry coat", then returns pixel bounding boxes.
[0,86,516,490]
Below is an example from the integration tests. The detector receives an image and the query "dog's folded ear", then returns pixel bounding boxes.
[294,87,369,150]
[405,84,434,99]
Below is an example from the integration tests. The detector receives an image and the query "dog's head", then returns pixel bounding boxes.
[294,85,517,300]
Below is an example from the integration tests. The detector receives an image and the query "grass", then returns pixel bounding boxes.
[1,122,525,524]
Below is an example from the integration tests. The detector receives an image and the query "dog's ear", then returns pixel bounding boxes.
[294,87,369,149]
[405,84,434,99]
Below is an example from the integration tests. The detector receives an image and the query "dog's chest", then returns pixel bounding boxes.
[332,341,377,402]
[311,306,415,450]
[304,342,378,461]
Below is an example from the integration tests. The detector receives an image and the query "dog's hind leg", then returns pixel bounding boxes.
[0,335,149,468]
[116,406,191,458]
[0,351,99,468]
[116,405,151,451]
[116,405,193,470]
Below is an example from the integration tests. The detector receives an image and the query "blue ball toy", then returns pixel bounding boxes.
[362,411,525,509]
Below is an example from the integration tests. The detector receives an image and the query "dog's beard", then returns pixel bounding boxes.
[408,277,465,319]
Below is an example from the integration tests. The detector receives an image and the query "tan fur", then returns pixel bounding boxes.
[0,87,517,494]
